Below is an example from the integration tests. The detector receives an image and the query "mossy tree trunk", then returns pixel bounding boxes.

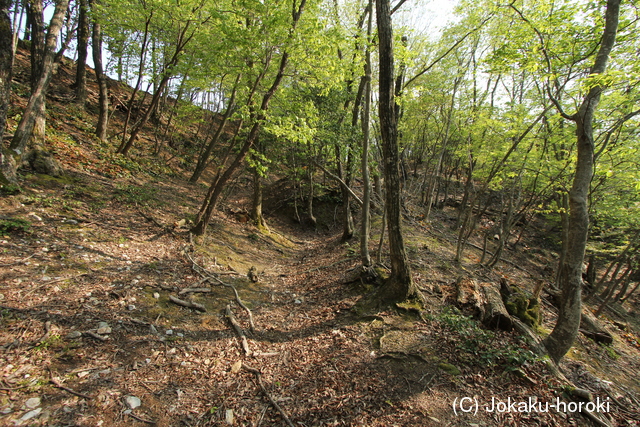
[9,0,68,177]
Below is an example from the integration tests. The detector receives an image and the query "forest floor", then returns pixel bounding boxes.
[2,47,640,427]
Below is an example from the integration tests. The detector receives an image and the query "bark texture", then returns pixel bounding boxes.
[0,0,15,186]
[375,0,417,302]
[9,0,69,176]
[91,7,109,142]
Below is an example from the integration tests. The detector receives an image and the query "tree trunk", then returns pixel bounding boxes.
[543,0,620,363]
[360,0,373,267]
[9,0,69,174]
[306,165,316,227]
[375,0,418,302]
[90,2,109,142]
[74,0,89,106]
[0,0,15,186]
[118,20,196,156]
[251,167,267,230]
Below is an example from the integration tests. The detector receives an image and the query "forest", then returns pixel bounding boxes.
[0,0,639,425]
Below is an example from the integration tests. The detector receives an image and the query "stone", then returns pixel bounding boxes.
[19,408,42,422]
[96,322,112,335]
[124,396,141,410]
[24,398,40,410]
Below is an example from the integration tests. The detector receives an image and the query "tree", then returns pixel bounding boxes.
[74,0,90,106]
[191,0,308,236]
[90,0,109,142]
[375,0,420,302]
[8,0,69,178]
[0,0,15,186]
[542,0,621,363]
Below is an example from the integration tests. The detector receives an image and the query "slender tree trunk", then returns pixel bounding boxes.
[190,74,241,183]
[360,0,373,267]
[90,1,109,142]
[375,0,418,302]
[251,167,267,230]
[0,0,16,186]
[10,0,24,60]
[118,22,195,156]
[117,14,151,152]
[74,0,89,106]
[0,0,12,137]
[307,164,316,227]
[543,0,620,363]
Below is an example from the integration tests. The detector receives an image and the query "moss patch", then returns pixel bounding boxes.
[504,287,540,328]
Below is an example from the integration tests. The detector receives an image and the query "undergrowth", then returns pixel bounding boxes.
[431,306,537,371]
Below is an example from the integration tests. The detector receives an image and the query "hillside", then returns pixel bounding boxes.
[1,46,640,427]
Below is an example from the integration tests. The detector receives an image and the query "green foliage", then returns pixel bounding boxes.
[434,306,537,370]
[0,184,21,196]
[114,184,158,205]
[0,218,31,234]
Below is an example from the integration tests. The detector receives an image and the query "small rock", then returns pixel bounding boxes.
[27,213,42,221]
[176,333,184,338]
[231,360,242,373]
[149,325,158,335]
[24,398,41,410]
[225,409,234,424]
[153,292,160,299]
[66,331,82,339]
[96,322,112,335]
[294,299,302,304]
[127,305,136,311]
[19,408,42,422]
[165,330,173,335]
[64,219,79,225]
[124,396,141,410]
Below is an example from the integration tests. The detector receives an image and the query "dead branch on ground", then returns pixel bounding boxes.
[50,372,92,400]
[169,295,207,312]
[226,305,251,356]
[186,251,255,333]
[242,363,295,427]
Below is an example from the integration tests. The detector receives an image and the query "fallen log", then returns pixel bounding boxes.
[178,287,212,295]
[242,363,295,427]
[453,277,513,330]
[479,282,513,331]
